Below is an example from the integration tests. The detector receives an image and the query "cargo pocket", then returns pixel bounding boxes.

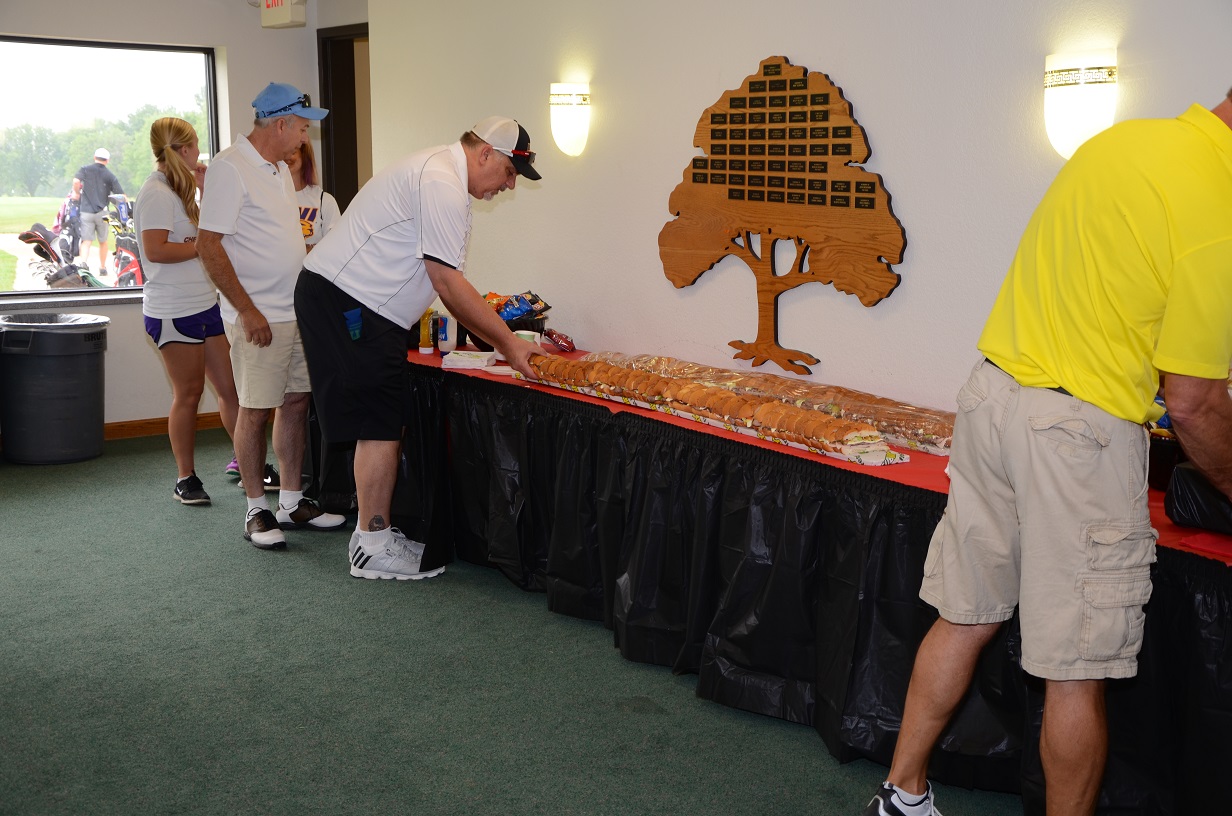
[955,377,988,413]
[1085,523,1157,572]
[1077,570,1152,661]
[1029,414,1109,459]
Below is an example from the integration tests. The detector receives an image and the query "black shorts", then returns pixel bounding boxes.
[294,269,411,442]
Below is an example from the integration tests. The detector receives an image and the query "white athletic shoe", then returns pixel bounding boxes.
[349,527,442,580]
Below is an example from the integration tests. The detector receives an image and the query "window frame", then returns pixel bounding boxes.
[0,34,219,303]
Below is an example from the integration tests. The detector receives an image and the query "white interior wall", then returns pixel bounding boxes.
[371,0,1232,410]
[1,0,1230,425]
[317,0,367,31]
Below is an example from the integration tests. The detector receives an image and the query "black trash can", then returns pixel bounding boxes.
[0,313,110,464]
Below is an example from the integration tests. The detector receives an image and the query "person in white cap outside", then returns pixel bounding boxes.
[72,147,126,272]
[197,81,347,550]
[294,115,543,580]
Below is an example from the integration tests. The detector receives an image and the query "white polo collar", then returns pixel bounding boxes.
[233,133,284,175]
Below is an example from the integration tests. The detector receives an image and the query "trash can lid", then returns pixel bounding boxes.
[0,313,111,331]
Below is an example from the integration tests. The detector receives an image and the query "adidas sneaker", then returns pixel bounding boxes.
[349,528,443,580]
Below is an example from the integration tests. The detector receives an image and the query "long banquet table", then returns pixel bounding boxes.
[325,351,1232,816]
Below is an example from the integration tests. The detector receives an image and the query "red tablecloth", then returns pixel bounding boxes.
[413,348,1232,565]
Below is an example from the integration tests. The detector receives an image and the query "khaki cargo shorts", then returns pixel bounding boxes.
[223,319,311,409]
[919,358,1157,681]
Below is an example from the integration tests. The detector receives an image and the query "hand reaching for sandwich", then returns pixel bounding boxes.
[500,336,547,379]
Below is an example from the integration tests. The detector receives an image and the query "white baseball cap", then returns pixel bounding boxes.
[471,116,541,180]
[94,148,110,161]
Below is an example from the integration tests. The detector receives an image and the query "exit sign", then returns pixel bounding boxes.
[262,0,306,29]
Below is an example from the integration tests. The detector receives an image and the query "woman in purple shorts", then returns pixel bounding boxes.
[137,117,240,505]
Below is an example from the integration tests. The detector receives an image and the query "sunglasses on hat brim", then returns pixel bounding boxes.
[495,146,536,166]
[257,93,311,119]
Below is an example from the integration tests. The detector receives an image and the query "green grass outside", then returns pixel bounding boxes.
[0,196,62,233]
[0,249,15,291]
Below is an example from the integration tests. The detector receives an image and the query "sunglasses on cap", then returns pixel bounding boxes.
[257,93,310,119]
[501,147,536,165]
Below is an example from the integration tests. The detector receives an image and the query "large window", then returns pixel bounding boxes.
[0,36,217,295]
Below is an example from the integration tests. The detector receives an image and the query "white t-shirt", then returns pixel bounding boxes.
[304,142,471,330]
[135,171,217,319]
[296,184,341,247]
[198,134,306,324]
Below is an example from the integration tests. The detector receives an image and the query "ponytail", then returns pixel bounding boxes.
[149,117,201,226]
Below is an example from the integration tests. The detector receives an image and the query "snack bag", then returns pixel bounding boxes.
[485,292,513,312]
[544,327,575,352]
[498,294,535,320]
[487,290,553,320]
[521,291,551,314]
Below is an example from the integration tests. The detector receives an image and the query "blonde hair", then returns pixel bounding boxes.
[150,117,200,226]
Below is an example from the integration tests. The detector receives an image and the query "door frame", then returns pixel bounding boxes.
[317,23,368,211]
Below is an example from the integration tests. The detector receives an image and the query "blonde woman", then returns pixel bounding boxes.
[286,139,341,248]
[137,117,239,505]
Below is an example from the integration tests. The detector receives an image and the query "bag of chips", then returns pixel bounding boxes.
[486,291,552,321]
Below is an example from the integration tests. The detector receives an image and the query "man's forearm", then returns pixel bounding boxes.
[427,263,518,354]
[1163,372,1232,498]
[197,230,255,315]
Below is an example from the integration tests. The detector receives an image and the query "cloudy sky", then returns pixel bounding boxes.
[0,40,206,132]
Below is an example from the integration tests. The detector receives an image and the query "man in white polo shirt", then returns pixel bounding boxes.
[295,116,543,580]
[198,82,346,550]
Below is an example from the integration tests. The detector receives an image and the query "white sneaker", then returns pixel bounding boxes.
[862,782,942,816]
[275,498,346,530]
[349,528,442,580]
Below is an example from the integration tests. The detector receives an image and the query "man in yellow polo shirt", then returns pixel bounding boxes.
[862,95,1232,816]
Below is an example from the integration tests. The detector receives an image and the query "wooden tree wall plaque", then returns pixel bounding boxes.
[659,56,906,375]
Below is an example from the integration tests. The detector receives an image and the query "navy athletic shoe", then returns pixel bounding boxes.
[173,473,210,505]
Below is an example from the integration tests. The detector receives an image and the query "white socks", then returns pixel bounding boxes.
[246,496,269,518]
[278,489,304,511]
[886,783,932,816]
[356,528,392,550]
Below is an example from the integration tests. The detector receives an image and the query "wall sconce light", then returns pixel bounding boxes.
[550,82,591,157]
[1044,50,1118,160]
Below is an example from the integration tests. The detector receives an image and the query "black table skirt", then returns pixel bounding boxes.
[312,364,1232,815]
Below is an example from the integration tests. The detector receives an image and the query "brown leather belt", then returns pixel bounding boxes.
[984,358,1072,397]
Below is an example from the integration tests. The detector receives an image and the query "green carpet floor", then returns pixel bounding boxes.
[0,428,1023,815]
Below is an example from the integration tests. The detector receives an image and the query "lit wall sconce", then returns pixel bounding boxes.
[1044,50,1118,160]
[550,82,591,157]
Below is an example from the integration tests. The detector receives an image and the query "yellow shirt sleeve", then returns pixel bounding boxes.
[1154,239,1232,380]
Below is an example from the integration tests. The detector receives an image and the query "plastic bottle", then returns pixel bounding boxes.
[418,308,435,354]
[437,311,456,354]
